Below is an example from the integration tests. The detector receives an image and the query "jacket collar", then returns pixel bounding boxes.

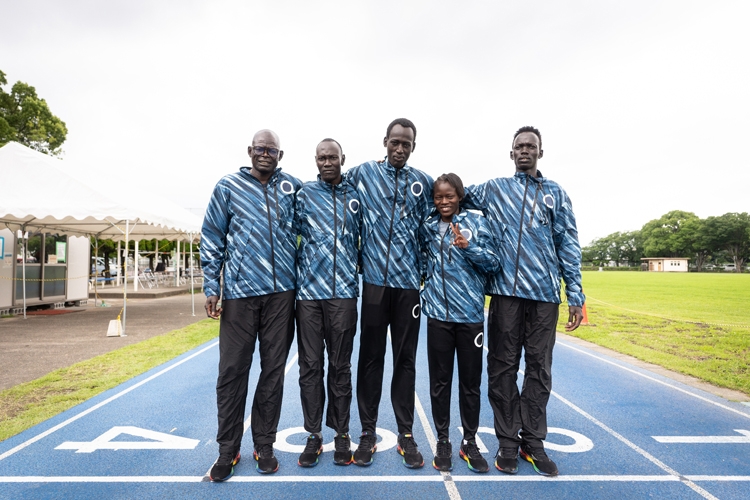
[513,170,545,184]
[426,209,469,228]
[381,157,411,177]
[240,166,282,185]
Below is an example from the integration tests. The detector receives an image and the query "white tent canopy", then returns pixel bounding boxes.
[0,141,204,330]
[0,142,202,240]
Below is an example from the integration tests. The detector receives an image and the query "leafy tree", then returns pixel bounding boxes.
[703,212,750,272]
[0,69,68,156]
[582,237,610,267]
[641,210,699,258]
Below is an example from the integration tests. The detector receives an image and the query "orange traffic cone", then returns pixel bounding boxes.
[581,302,590,326]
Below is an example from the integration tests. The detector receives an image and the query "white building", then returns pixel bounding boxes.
[641,257,690,272]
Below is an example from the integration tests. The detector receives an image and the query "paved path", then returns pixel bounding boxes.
[0,293,205,390]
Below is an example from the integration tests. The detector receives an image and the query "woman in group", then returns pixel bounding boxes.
[419,173,502,473]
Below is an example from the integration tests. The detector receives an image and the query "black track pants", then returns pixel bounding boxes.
[296,298,358,434]
[427,318,485,442]
[357,283,421,435]
[486,295,558,448]
[215,291,295,455]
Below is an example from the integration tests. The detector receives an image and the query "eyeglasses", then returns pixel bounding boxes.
[316,155,340,163]
[251,146,280,158]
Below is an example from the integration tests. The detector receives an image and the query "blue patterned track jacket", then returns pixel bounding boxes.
[420,211,501,324]
[464,171,585,307]
[201,167,303,299]
[295,177,362,300]
[345,159,434,290]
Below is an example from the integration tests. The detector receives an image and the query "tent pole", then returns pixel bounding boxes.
[190,234,195,316]
[116,240,121,286]
[21,230,27,320]
[94,237,99,307]
[122,221,128,336]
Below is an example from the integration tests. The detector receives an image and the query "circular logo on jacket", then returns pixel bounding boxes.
[460,229,473,241]
[411,181,423,196]
[543,194,555,209]
[412,304,421,319]
[280,180,295,194]
[349,199,360,213]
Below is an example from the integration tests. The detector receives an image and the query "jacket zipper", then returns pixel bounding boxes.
[383,169,399,286]
[511,177,529,297]
[440,225,450,320]
[332,183,338,298]
[264,185,278,292]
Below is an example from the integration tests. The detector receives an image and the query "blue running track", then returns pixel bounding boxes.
[1,310,749,499]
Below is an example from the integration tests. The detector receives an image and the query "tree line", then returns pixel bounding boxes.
[582,211,750,272]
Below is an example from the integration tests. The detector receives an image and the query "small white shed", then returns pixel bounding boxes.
[641,257,690,272]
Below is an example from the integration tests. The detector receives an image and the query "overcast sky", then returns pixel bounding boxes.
[2,0,748,246]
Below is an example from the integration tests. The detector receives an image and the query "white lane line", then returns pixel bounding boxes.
[482,344,718,500]
[241,351,299,435]
[0,341,220,463]
[205,350,300,478]
[557,340,750,420]
[414,391,462,500]
[1,474,749,483]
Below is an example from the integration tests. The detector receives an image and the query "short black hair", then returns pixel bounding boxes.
[513,126,542,149]
[386,118,417,141]
[319,138,343,155]
[434,173,464,199]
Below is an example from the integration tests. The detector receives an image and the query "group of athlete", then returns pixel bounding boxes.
[199,118,585,482]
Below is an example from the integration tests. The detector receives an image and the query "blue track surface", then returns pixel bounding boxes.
[1,311,749,499]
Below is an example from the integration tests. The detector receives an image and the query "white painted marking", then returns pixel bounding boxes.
[274,426,397,454]
[457,426,490,453]
[473,332,483,348]
[552,391,718,499]
[0,341,219,463]
[653,429,750,444]
[557,340,750,420]
[56,426,199,453]
[414,391,462,500]
[459,426,592,454]
[544,428,594,453]
[1,475,750,483]
[482,343,717,499]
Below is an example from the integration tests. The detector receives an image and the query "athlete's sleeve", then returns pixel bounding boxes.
[553,188,585,307]
[200,180,230,298]
[458,216,501,275]
[462,181,489,213]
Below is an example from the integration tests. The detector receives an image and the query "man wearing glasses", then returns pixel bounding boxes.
[345,118,434,469]
[201,129,302,480]
[294,139,361,467]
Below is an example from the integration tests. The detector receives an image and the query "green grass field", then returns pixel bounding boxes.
[558,271,750,396]
[0,320,219,442]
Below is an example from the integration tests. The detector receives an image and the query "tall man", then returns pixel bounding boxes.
[345,118,434,468]
[464,126,585,477]
[294,139,361,467]
[201,129,302,481]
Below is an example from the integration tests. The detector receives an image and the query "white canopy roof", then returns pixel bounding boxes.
[0,142,202,241]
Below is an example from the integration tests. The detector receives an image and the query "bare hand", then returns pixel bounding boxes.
[205,296,222,319]
[565,305,583,332]
[451,223,468,249]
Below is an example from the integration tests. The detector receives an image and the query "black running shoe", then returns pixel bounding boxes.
[209,450,241,482]
[494,447,519,474]
[333,433,354,466]
[520,444,558,476]
[254,443,279,474]
[397,433,424,469]
[432,439,452,471]
[353,431,377,466]
[460,440,489,473]
[298,434,323,467]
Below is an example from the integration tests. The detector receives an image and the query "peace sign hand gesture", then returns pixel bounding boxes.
[451,223,468,249]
